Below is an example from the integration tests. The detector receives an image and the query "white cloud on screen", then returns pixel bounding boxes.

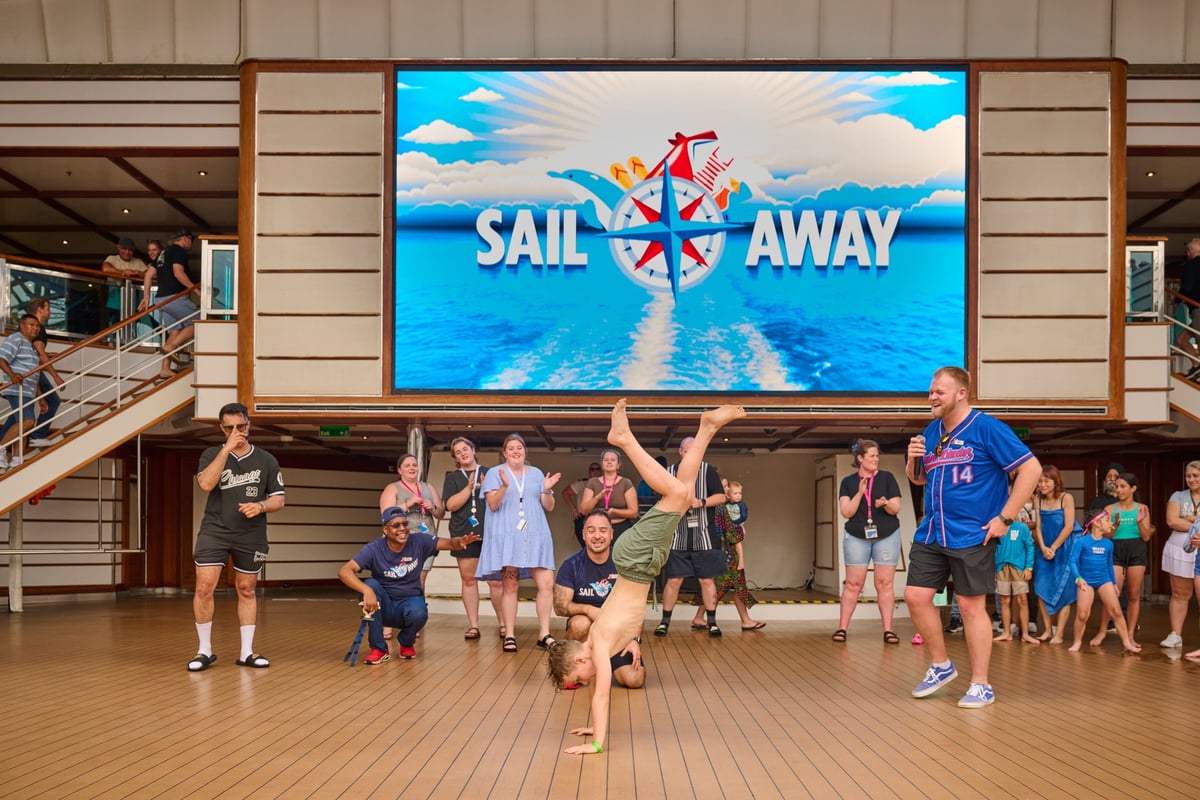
[401,120,478,144]
[861,71,955,86]
[495,123,559,137]
[752,114,965,200]
[910,189,965,208]
[461,88,504,103]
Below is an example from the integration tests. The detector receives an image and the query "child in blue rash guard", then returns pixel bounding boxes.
[993,506,1038,644]
[1067,510,1142,654]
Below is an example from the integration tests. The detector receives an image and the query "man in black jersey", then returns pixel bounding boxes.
[140,228,200,380]
[186,403,286,672]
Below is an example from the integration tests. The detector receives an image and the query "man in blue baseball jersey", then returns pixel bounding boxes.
[904,367,1041,708]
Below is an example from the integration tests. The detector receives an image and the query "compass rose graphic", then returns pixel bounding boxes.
[598,163,746,301]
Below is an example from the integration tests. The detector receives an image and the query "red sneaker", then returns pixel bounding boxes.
[364,648,390,665]
[562,682,581,690]
[399,645,416,659]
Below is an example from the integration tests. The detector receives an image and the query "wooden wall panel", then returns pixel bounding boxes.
[978,272,1108,314]
[256,196,383,235]
[979,317,1109,359]
[979,362,1109,399]
[979,111,1110,153]
[979,155,1109,198]
[978,71,1111,106]
[975,66,1119,406]
[256,72,384,110]
[257,272,382,314]
[979,236,1110,271]
[252,68,387,398]
[255,235,383,270]
[255,360,382,395]
[257,155,383,193]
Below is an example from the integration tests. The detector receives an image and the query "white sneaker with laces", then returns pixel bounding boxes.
[10,454,23,468]
[29,438,52,448]
[1160,632,1184,648]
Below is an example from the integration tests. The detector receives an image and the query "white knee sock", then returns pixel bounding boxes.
[196,621,213,655]
[240,624,255,659]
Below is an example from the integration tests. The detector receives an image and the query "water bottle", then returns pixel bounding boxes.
[1186,518,1200,554]
[912,435,926,479]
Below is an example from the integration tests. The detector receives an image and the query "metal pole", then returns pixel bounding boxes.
[8,503,23,612]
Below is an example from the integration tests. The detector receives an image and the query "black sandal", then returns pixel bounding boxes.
[883,631,900,644]
[536,634,557,650]
[502,636,518,653]
[831,629,847,642]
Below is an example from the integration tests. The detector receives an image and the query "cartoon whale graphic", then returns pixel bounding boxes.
[547,169,625,230]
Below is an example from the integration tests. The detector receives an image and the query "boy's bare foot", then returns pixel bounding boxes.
[1048,636,1064,645]
[1088,633,1106,648]
[1184,649,1200,661]
[699,404,746,433]
[1020,634,1041,644]
[1123,641,1142,654]
[607,398,634,449]
[992,633,1012,641]
[1068,642,1081,652]
[1036,632,1052,642]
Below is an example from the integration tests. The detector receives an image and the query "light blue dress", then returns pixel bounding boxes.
[475,464,556,580]
[1033,506,1080,614]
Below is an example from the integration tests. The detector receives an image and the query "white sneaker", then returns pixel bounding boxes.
[0,448,8,469]
[29,438,52,448]
[9,454,22,468]
[1160,632,1184,648]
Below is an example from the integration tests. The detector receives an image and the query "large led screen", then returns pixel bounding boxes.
[394,66,966,394]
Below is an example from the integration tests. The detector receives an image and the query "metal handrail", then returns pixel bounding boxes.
[1,292,198,464]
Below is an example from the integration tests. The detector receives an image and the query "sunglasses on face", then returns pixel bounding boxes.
[220,422,250,433]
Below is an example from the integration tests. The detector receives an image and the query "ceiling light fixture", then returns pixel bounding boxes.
[197,170,207,176]
[122,208,130,214]
[1145,170,1156,177]
[61,239,69,245]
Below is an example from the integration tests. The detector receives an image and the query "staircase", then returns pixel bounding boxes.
[0,366,193,515]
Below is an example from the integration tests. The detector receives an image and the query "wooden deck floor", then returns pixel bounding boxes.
[1,589,1195,799]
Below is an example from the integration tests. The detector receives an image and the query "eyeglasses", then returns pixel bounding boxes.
[385,521,409,530]
[220,422,250,433]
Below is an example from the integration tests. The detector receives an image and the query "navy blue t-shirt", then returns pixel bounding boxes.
[555,549,618,609]
[352,535,438,600]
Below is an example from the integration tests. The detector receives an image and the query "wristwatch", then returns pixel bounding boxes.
[997,513,1013,526]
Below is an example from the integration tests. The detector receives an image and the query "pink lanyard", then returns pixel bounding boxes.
[601,476,615,510]
[862,472,876,524]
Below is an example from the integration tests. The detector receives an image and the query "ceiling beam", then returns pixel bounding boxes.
[768,426,815,452]
[533,425,556,451]
[1127,177,1200,230]
[657,424,677,451]
[110,157,210,230]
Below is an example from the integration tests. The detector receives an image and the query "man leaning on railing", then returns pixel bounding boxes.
[139,228,200,381]
[0,314,47,470]
[1176,237,1200,380]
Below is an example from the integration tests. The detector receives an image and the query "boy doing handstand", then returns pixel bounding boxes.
[547,399,746,756]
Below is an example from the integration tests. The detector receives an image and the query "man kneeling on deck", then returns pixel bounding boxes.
[546,399,745,755]
[338,506,480,664]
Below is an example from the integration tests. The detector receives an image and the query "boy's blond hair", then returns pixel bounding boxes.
[545,639,586,691]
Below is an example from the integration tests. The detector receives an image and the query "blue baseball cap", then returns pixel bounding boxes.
[381,506,408,524]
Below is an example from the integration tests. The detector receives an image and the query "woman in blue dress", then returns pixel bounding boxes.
[1032,465,1080,643]
[477,433,561,653]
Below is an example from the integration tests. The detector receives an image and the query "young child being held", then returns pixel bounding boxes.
[993,505,1039,644]
[1067,509,1142,654]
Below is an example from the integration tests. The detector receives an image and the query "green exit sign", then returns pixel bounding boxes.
[1012,427,1030,441]
[319,425,351,438]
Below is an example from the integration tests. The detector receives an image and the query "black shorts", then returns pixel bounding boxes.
[664,548,726,580]
[907,540,995,597]
[194,530,268,574]
[450,538,484,559]
[610,651,635,671]
[1112,538,1148,568]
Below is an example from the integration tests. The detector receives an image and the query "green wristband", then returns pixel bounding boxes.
[590,741,603,753]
